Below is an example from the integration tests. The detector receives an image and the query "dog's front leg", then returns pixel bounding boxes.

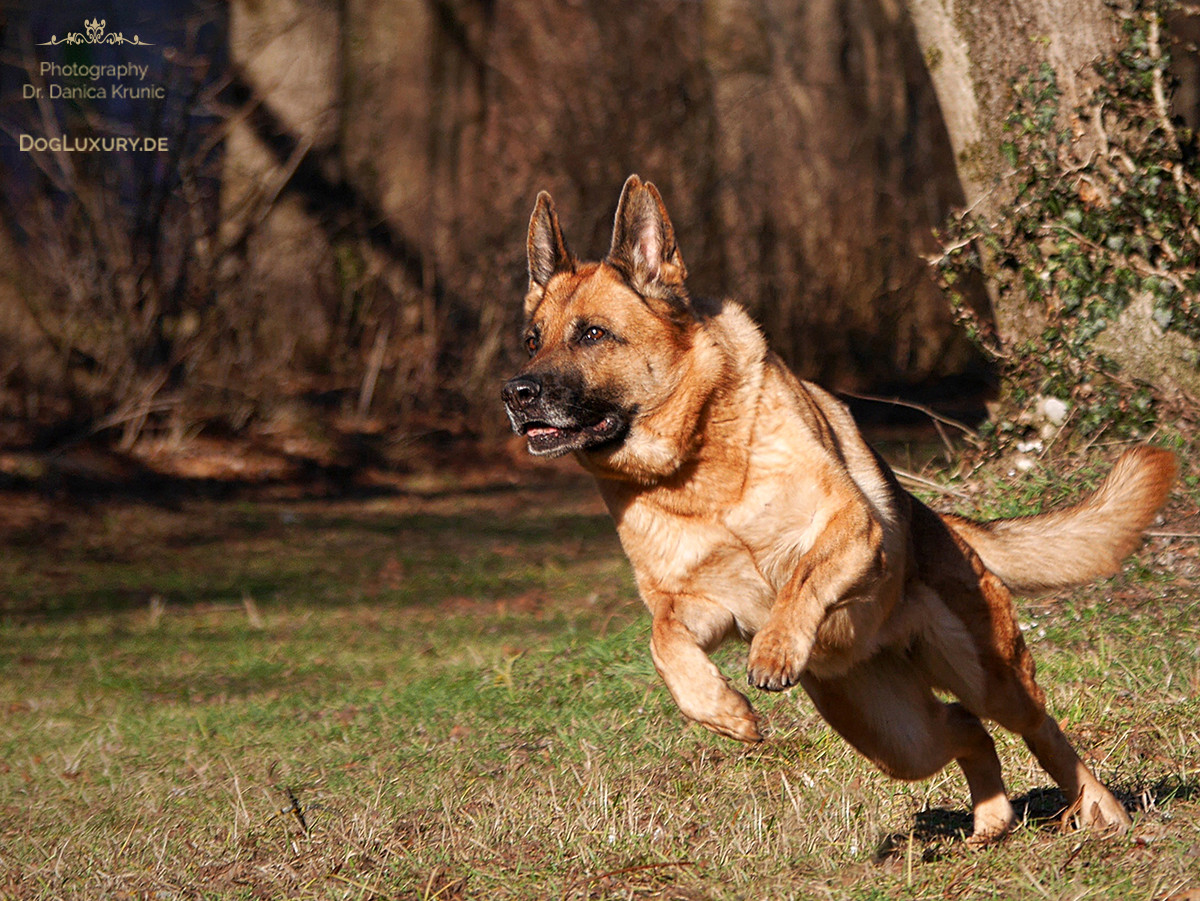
[747,500,885,691]
[648,597,763,743]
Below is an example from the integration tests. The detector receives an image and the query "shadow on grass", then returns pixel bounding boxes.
[1123,774,1200,810]
[874,788,1074,859]
[1013,776,1200,830]
[873,772,1200,863]
[1,440,551,507]
[876,775,1199,860]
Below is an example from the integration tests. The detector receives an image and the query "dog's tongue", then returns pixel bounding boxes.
[526,426,561,438]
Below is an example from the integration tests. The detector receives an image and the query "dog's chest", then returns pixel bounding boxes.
[611,481,822,629]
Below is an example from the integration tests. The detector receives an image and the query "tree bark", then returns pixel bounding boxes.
[906,0,1121,352]
[222,0,343,370]
[906,0,1119,218]
[906,0,1200,405]
[702,0,977,387]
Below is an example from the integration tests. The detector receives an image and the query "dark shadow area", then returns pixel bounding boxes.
[0,0,998,459]
[1010,777,1200,831]
[876,775,1200,859]
[0,430,518,506]
[217,65,460,319]
[0,370,990,514]
[0,443,377,506]
[840,370,995,436]
[1120,774,1200,812]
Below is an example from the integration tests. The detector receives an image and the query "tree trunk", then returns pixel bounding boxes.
[222,0,342,372]
[701,0,978,388]
[905,0,1200,406]
[906,0,1119,348]
[906,0,1118,216]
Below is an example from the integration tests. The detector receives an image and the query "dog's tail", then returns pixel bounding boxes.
[944,446,1176,594]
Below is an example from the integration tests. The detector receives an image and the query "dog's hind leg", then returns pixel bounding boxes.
[1020,715,1132,831]
[910,502,1132,834]
[923,581,1132,832]
[919,620,1131,833]
[964,649,1132,833]
[801,651,1016,845]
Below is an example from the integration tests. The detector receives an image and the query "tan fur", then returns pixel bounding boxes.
[943,446,1177,594]
[504,175,1175,843]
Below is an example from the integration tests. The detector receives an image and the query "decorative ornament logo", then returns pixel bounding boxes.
[38,18,153,47]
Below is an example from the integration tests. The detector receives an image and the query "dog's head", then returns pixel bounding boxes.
[502,176,718,479]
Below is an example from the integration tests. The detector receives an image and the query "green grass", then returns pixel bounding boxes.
[1,456,1198,899]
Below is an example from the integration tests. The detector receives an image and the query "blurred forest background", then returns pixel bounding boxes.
[1,0,1199,483]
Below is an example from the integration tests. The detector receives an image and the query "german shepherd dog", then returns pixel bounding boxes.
[502,175,1176,844]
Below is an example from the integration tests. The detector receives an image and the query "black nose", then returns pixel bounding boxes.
[502,375,542,410]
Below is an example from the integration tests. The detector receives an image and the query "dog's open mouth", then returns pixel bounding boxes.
[520,412,626,457]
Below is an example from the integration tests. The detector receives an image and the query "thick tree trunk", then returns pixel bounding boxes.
[222,0,342,371]
[906,0,1119,349]
[906,0,1118,216]
[703,0,976,387]
[905,0,1200,404]
[222,0,980,410]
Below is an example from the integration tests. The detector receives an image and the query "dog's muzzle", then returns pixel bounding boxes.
[501,375,542,416]
[502,373,628,457]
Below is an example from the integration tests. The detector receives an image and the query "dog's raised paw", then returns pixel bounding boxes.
[746,627,808,692]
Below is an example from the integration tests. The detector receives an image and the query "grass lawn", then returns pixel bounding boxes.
[1,445,1198,900]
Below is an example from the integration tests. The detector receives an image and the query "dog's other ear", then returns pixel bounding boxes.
[607,174,688,298]
[527,191,575,290]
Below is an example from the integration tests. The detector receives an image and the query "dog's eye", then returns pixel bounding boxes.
[524,334,540,357]
[580,325,607,345]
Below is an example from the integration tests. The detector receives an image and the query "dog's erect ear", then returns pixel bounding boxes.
[607,174,688,297]
[527,191,574,290]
